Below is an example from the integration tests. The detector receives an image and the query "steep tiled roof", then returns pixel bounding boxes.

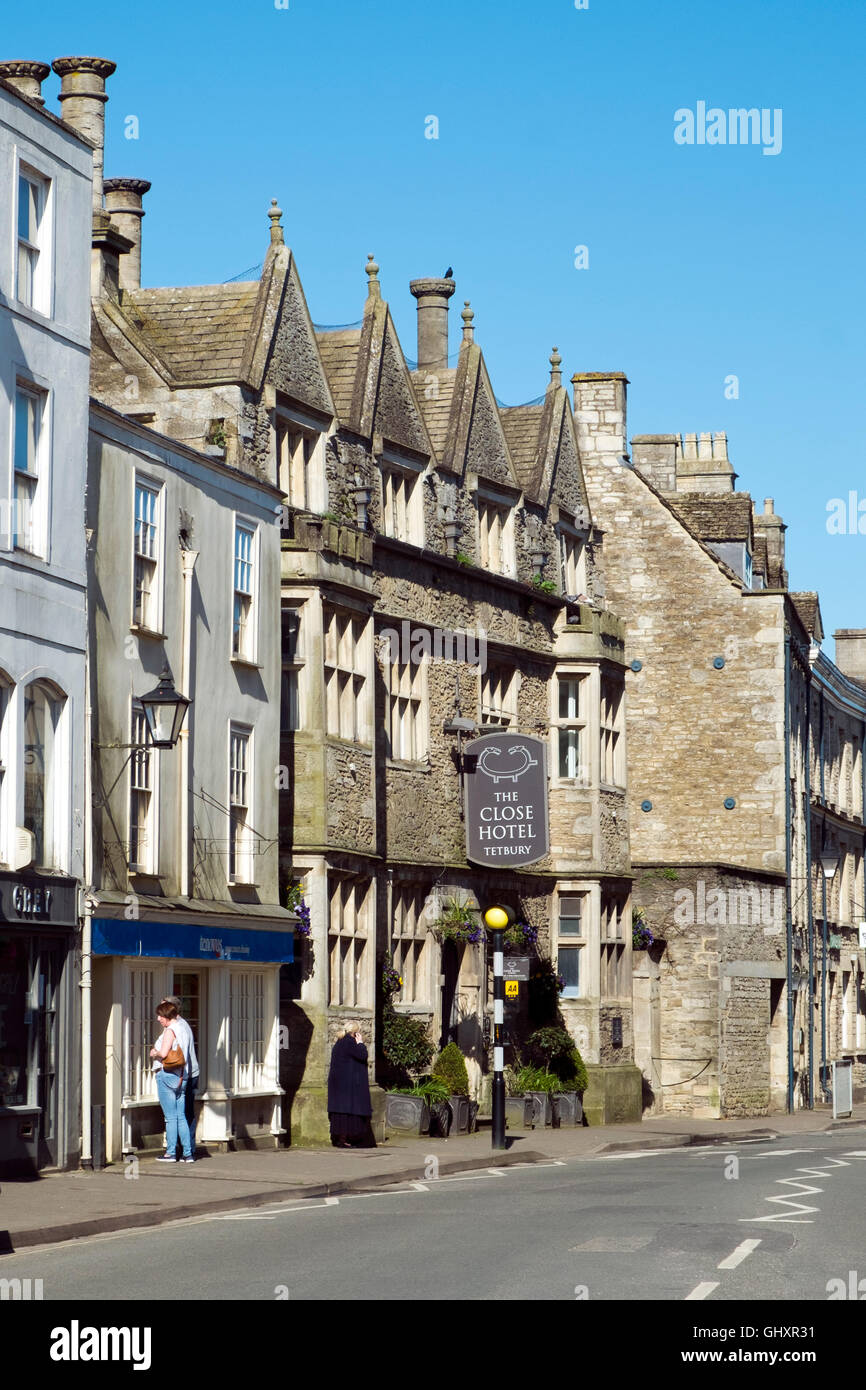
[315,329,362,422]
[500,405,544,489]
[122,283,260,383]
[411,369,458,461]
[668,492,754,543]
[789,592,823,639]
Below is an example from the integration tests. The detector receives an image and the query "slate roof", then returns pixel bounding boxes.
[410,369,458,460]
[500,405,544,489]
[121,283,260,383]
[316,329,362,421]
[668,492,754,543]
[789,592,823,640]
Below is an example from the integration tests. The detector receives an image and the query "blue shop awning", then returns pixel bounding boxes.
[92,918,294,964]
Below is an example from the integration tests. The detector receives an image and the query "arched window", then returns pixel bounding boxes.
[23,682,64,868]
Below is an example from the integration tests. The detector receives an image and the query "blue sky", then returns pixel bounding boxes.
[8,0,865,648]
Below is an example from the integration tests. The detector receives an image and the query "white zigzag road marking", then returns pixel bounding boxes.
[740,1155,850,1224]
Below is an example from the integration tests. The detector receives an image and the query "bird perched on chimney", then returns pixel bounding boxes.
[444,266,453,279]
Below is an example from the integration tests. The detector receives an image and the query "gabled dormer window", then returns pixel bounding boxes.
[381,459,424,545]
[477,493,516,577]
[558,519,587,597]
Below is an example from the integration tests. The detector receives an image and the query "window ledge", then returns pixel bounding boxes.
[227,881,261,890]
[386,758,431,773]
[231,656,263,671]
[130,624,167,641]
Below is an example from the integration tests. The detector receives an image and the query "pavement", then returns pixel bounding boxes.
[2,1102,865,1252]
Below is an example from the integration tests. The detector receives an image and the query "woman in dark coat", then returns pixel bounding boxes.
[327,1022,374,1148]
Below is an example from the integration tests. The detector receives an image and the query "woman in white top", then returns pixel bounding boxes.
[149,999,194,1163]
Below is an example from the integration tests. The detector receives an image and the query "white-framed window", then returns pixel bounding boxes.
[232,520,257,661]
[276,420,321,512]
[391,884,429,1007]
[280,606,304,735]
[385,656,428,762]
[0,677,10,863]
[477,495,515,577]
[228,724,253,884]
[600,894,627,1000]
[328,875,371,1008]
[230,970,266,1091]
[126,967,158,1102]
[556,891,585,999]
[480,666,518,728]
[129,705,154,873]
[16,167,49,312]
[23,682,63,869]
[600,676,624,787]
[13,382,46,554]
[558,524,587,597]
[381,463,424,544]
[554,673,588,782]
[133,478,160,630]
[324,607,370,743]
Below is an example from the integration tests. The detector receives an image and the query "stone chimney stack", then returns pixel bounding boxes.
[0,61,51,104]
[753,496,788,588]
[833,631,866,684]
[571,372,629,458]
[52,57,116,211]
[104,178,151,291]
[675,431,737,493]
[409,276,456,371]
[631,434,679,492]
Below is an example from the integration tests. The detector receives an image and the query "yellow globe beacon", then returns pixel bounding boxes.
[484,906,510,930]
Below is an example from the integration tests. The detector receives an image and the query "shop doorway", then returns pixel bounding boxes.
[173,971,204,1078]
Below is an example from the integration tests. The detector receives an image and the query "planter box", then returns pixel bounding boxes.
[526,1091,553,1128]
[505,1096,533,1130]
[428,1101,451,1138]
[553,1091,583,1127]
[467,1100,479,1133]
[447,1095,471,1135]
[385,1093,430,1135]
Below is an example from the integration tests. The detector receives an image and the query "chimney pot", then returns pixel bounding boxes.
[52,56,116,211]
[103,178,150,291]
[409,276,456,371]
[764,497,774,514]
[0,60,51,105]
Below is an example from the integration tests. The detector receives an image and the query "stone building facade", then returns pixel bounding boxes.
[581,398,866,1116]
[79,80,641,1136]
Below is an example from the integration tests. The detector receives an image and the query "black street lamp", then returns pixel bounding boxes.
[139,665,191,749]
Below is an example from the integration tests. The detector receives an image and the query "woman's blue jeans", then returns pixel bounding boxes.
[156,1069,192,1159]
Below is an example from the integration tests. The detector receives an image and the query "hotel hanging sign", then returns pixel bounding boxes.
[464,732,549,867]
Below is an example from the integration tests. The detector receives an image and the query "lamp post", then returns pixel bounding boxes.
[139,664,191,749]
[819,846,840,1101]
[484,905,512,1150]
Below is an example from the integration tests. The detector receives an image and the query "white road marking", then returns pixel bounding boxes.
[324,1196,339,1205]
[740,1155,850,1224]
[753,1149,810,1158]
[487,1167,507,1176]
[717,1238,761,1270]
[410,1182,428,1191]
[685,1281,719,1301]
[841,1151,866,1158]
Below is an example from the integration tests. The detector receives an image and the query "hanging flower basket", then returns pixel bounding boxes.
[287,884,312,936]
[431,897,484,945]
[632,908,654,951]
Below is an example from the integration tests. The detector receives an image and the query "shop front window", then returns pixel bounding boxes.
[23,682,63,868]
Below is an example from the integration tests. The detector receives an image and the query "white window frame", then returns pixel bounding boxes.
[480,666,518,728]
[230,970,266,1091]
[15,163,52,315]
[600,893,627,1001]
[381,455,425,545]
[128,702,157,874]
[558,520,587,598]
[477,493,516,578]
[324,606,371,745]
[385,655,428,763]
[280,605,305,735]
[276,416,324,513]
[552,670,589,784]
[391,884,430,1008]
[0,676,10,865]
[12,380,48,556]
[22,681,66,870]
[125,966,159,1103]
[132,476,162,632]
[328,875,372,1008]
[232,518,259,663]
[556,889,586,999]
[600,674,625,789]
[228,724,254,885]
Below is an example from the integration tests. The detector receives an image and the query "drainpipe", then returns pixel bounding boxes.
[80,667,94,1169]
[804,666,814,1108]
[784,630,794,1114]
[180,549,198,898]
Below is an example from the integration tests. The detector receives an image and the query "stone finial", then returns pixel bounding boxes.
[549,345,562,387]
[0,61,51,105]
[365,253,381,302]
[461,300,475,343]
[268,198,284,245]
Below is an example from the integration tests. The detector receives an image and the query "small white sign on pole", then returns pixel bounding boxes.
[832,1060,853,1119]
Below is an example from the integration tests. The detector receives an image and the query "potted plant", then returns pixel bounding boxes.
[381,995,435,1135]
[431,896,484,945]
[387,1076,450,1135]
[514,1064,559,1127]
[431,1042,473,1135]
[525,1027,588,1126]
[504,1067,533,1130]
